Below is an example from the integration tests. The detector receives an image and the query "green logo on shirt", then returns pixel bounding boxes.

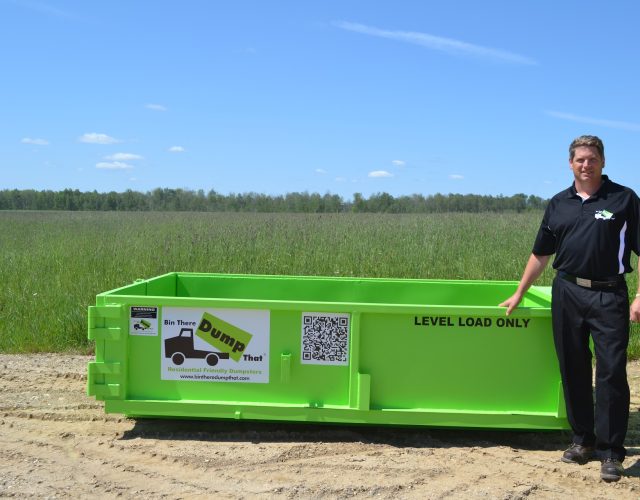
[594,209,615,221]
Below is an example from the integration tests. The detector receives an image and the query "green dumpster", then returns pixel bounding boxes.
[88,272,568,430]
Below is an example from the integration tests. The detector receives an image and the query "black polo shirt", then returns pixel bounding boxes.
[533,175,640,278]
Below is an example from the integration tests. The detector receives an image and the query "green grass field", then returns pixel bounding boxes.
[1,210,638,357]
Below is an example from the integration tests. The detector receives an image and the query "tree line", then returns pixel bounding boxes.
[0,188,548,213]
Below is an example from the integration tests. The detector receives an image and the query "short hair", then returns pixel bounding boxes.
[569,135,604,161]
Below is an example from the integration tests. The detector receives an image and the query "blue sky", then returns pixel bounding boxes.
[2,0,639,199]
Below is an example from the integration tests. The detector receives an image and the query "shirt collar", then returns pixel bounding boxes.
[567,174,610,199]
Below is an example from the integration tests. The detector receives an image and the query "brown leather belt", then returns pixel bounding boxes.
[557,271,625,290]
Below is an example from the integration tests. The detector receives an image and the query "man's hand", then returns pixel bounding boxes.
[631,296,640,323]
[499,293,523,316]
[498,254,550,316]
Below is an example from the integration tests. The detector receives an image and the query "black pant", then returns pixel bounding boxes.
[552,276,630,461]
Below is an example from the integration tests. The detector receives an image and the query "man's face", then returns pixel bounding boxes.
[569,146,604,183]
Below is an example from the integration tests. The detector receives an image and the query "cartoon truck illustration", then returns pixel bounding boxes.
[134,319,152,330]
[164,327,230,366]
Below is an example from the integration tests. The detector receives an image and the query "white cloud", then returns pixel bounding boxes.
[391,160,405,167]
[146,103,167,111]
[545,110,640,132]
[315,168,328,174]
[335,177,347,182]
[96,161,133,170]
[168,146,185,152]
[449,174,464,180]
[79,133,120,144]
[21,137,49,145]
[334,21,537,66]
[104,153,143,161]
[369,170,394,178]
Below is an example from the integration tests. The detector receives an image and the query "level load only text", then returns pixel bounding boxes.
[413,316,531,328]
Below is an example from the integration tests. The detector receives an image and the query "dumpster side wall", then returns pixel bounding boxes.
[88,274,567,430]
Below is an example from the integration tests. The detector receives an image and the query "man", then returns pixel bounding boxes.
[500,135,640,482]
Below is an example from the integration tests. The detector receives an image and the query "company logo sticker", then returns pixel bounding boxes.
[160,307,270,383]
[595,209,615,220]
[195,312,253,362]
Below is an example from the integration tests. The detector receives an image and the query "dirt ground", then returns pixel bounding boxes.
[0,355,638,499]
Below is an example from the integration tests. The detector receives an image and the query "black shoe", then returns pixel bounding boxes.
[561,443,594,464]
[600,458,624,482]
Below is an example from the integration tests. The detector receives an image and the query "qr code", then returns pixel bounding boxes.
[301,313,350,365]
